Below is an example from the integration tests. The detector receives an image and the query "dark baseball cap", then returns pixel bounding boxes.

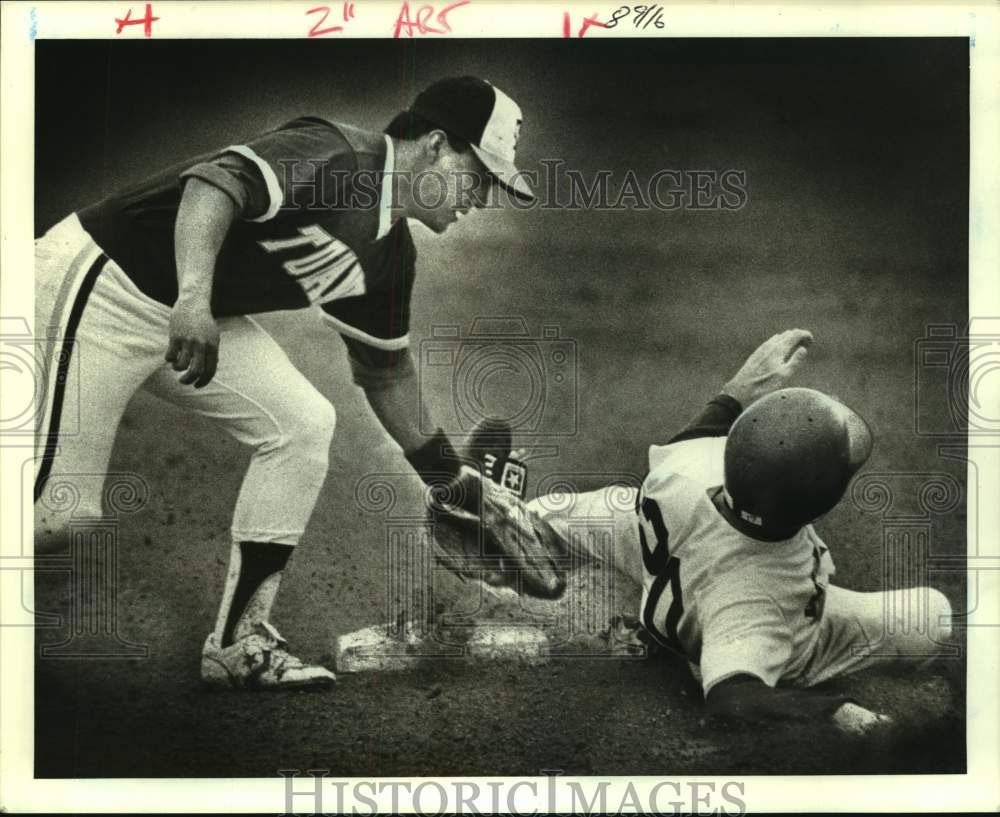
[410,76,534,202]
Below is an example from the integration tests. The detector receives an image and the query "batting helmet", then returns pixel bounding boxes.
[723,388,873,536]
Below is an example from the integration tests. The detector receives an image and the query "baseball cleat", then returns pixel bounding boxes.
[200,621,335,690]
[465,418,528,499]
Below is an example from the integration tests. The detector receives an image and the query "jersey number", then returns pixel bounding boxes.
[637,495,685,654]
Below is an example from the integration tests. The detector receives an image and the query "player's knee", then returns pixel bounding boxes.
[284,396,337,459]
[307,397,337,443]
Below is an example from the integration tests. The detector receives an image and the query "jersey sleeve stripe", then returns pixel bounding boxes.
[317,310,411,351]
[179,162,251,213]
[376,135,394,241]
[223,145,283,223]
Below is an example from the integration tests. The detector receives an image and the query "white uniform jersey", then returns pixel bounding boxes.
[637,436,835,692]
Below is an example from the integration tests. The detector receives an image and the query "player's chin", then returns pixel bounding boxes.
[422,209,459,234]
[417,210,454,235]
[419,216,450,235]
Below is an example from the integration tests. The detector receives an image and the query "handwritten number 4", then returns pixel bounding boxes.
[115,3,158,36]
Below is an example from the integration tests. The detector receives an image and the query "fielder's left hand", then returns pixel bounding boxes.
[428,466,569,599]
[722,328,813,406]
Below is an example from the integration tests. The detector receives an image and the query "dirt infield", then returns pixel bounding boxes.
[33,38,967,778]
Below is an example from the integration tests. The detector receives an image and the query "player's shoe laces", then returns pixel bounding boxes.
[200,621,335,690]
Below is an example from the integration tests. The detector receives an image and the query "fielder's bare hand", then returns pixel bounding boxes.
[166,298,220,388]
[722,328,813,406]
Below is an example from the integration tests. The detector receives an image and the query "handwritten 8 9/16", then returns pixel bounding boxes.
[606,4,665,30]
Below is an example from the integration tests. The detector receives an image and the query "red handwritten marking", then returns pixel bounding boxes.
[307,6,343,36]
[393,0,470,38]
[562,10,607,38]
[578,12,607,36]
[307,2,355,36]
[115,3,158,37]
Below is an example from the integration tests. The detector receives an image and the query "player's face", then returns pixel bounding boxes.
[412,135,492,234]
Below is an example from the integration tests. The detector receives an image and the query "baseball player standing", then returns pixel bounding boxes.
[525,330,954,734]
[34,76,534,689]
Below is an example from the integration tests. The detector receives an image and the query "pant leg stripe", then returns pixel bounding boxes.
[33,252,108,503]
[35,241,106,449]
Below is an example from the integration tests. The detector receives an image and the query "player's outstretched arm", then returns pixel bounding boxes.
[667,329,813,444]
[342,338,461,482]
[721,328,813,406]
[667,394,744,444]
[706,674,893,737]
[168,178,237,388]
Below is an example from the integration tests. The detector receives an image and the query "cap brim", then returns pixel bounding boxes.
[471,145,535,203]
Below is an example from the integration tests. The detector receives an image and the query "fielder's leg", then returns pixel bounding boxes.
[34,215,168,550]
[143,316,336,688]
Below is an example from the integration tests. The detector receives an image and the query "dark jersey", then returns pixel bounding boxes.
[77,117,415,350]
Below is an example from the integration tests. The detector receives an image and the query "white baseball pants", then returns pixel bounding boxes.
[34,214,335,546]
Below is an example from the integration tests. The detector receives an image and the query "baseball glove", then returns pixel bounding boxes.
[426,421,568,599]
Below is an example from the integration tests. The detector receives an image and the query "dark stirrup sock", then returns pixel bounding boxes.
[220,541,294,647]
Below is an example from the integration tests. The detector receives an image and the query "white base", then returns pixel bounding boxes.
[466,624,549,665]
[334,621,550,673]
